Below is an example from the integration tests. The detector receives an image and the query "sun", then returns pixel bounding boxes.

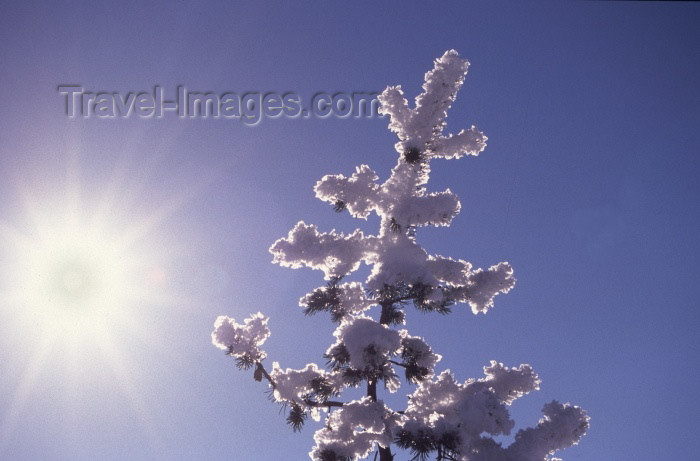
[0,151,191,374]
[1,180,182,351]
[27,219,122,308]
[0,153,192,449]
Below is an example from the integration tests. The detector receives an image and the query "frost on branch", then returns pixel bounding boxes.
[397,365,540,457]
[325,316,402,392]
[311,397,399,461]
[378,49,487,159]
[399,366,588,461]
[212,313,270,369]
[448,262,517,314]
[213,50,588,461]
[270,51,512,305]
[270,363,339,405]
[300,279,372,322]
[270,222,368,280]
[504,401,590,460]
[314,165,381,219]
[398,330,441,384]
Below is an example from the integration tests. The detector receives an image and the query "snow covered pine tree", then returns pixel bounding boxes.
[212,50,589,461]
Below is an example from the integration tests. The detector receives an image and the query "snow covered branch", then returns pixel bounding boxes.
[213,50,588,461]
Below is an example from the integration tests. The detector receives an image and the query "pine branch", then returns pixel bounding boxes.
[403,147,423,164]
[333,200,347,212]
[254,361,345,408]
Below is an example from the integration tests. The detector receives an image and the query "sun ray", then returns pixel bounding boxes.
[0,335,54,450]
[97,331,168,456]
[0,143,202,455]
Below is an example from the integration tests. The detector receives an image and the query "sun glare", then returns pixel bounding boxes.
[2,184,180,349]
[0,149,199,452]
[0,151,190,380]
[17,214,135,335]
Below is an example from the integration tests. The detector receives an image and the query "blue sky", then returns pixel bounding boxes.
[0,1,698,460]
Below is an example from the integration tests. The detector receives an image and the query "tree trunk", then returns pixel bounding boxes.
[378,445,393,461]
[367,379,393,461]
[370,302,396,461]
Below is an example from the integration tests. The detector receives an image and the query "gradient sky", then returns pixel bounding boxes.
[0,1,698,460]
